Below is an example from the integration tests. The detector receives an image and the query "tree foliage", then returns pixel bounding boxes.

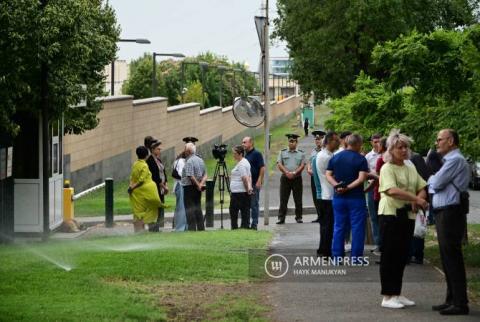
[326,26,480,157]
[0,0,119,136]
[273,0,478,97]
[123,52,258,108]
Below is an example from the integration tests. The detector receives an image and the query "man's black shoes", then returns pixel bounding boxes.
[250,225,257,230]
[311,218,320,223]
[295,218,303,223]
[276,220,285,225]
[439,305,469,315]
[432,303,451,311]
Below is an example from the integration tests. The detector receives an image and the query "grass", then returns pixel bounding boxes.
[0,230,272,321]
[424,223,480,303]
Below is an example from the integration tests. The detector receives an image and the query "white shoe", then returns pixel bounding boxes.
[397,295,415,306]
[381,297,405,309]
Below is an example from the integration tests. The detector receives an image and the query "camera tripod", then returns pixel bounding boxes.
[212,159,230,229]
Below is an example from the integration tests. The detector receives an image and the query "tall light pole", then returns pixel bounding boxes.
[199,62,209,108]
[111,38,150,96]
[263,0,271,225]
[152,52,185,97]
[217,65,228,107]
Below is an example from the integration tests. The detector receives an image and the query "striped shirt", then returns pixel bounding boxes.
[427,149,470,209]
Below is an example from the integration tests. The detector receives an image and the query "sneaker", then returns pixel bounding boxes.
[397,296,415,306]
[381,297,405,309]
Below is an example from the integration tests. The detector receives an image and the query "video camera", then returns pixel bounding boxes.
[212,144,228,161]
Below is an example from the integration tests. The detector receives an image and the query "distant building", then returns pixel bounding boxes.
[104,60,129,96]
[270,57,291,76]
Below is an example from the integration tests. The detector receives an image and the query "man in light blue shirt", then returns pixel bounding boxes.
[428,129,470,315]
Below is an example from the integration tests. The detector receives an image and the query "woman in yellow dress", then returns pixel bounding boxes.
[129,146,164,232]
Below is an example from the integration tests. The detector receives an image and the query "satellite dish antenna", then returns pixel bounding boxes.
[232,96,265,127]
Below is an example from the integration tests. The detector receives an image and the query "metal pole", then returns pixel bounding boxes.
[40,0,50,239]
[105,178,114,227]
[111,60,115,95]
[263,0,271,226]
[219,69,223,107]
[152,53,157,97]
[200,64,206,108]
[205,180,214,227]
[181,62,185,103]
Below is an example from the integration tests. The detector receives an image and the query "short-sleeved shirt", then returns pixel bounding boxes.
[316,149,334,200]
[245,148,264,186]
[365,150,380,173]
[277,149,305,173]
[326,149,369,199]
[378,162,427,219]
[230,158,251,193]
[181,154,206,186]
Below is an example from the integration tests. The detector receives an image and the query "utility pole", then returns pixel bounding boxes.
[262,0,271,226]
[40,0,50,239]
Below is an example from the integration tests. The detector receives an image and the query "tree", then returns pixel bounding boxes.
[326,26,480,157]
[273,0,478,97]
[179,81,207,106]
[123,52,258,108]
[0,0,119,136]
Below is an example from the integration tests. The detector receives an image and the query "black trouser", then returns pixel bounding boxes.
[434,205,468,306]
[310,176,322,220]
[379,213,414,295]
[410,236,424,262]
[229,192,251,229]
[278,175,302,220]
[149,187,165,232]
[183,185,204,231]
[318,199,334,257]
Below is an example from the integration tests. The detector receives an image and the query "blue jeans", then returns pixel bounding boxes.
[174,183,187,231]
[332,197,367,261]
[250,187,260,227]
[367,190,380,246]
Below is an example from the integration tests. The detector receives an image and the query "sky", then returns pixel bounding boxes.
[109,0,288,71]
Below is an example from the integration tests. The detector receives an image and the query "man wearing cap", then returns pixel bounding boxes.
[308,130,326,223]
[277,134,306,224]
[334,131,352,155]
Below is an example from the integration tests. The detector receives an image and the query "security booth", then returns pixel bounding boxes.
[0,134,14,243]
[301,104,314,129]
[12,113,64,235]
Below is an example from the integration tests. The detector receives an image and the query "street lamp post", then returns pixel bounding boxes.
[151,52,185,97]
[217,65,228,107]
[111,38,150,96]
[232,68,242,102]
[199,62,209,108]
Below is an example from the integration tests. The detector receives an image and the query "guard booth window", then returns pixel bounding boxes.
[50,120,62,177]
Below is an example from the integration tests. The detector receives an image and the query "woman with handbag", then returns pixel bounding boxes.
[378,130,428,309]
[172,149,188,231]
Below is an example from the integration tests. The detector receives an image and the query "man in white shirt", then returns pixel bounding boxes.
[365,134,382,251]
[334,131,351,155]
[316,131,340,257]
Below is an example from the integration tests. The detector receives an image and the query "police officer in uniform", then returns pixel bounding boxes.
[277,134,306,224]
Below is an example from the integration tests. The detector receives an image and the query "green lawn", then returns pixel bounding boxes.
[0,230,272,321]
[424,223,480,303]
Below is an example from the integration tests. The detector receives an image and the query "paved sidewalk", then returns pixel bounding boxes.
[266,222,479,322]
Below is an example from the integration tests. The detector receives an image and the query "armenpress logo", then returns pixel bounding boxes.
[264,254,289,279]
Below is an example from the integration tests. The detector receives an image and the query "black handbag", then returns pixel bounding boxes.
[452,182,469,215]
[171,160,181,180]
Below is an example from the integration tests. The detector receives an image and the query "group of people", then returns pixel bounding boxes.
[301,128,470,314]
[128,135,266,232]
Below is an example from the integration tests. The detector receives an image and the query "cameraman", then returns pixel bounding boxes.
[229,145,253,229]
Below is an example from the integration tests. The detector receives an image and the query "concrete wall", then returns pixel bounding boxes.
[64,95,301,192]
